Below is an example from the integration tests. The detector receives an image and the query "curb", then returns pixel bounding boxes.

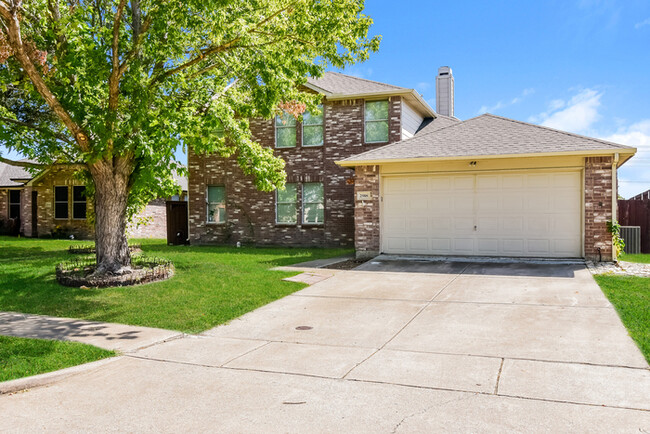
[0,356,123,395]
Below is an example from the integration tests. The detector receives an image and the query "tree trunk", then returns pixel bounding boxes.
[91,160,132,275]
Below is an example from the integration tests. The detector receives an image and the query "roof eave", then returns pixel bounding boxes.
[336,148,637,168]
[317,89,435,118]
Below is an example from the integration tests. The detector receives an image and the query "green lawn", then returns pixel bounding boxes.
[0,237,350,333]
[594,275,650,363]
[0,336,115,382]
[619,253,650,264]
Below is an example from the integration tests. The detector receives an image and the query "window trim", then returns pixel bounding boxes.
[301,182,325,225]
[275,112,297,149]
[8,189,21,220]
[206,185,227,224]
[72,185,87,220]
[364,99,390,144]
[275,183,299,225]
[301,105,324,148]
[54,185,69,220]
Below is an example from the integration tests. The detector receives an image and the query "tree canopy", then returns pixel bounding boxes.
[0,0,380,215]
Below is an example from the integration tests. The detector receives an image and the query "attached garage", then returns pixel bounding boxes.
[338,114,636,261]
[381,170,582,258]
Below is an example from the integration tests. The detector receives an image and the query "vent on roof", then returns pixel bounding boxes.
[436,66,454,117]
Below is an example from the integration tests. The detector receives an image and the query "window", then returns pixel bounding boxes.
[207,186,226,223]
[73,186,87,219]
[9,190,20,219]
[54,186,68,219]
[302,106,324,147]
[275,112,297,148]
[276,183,298,224]
[302,183,324,224]
[364,100,389,143]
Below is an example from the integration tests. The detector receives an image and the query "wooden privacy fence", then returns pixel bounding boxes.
[618,199,650,253]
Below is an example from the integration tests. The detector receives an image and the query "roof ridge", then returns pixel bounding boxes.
[327,71,406,90]
[480,113,633,150]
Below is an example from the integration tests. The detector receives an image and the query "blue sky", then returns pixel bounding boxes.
[2,0,649,197]
[339,0,650,198]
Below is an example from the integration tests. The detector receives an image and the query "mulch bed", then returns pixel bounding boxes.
[68,244,142,254]
[56,256,173,288]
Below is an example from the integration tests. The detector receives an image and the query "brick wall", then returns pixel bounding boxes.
[26,166,94,239]
[189,96,402,247]
[353,165,380,259]
[0,189,7,221]
[127,198,167,239]
[584,156,614,261]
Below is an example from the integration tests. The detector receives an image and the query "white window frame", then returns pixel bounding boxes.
[54,185,69,220]
[364,99,390,144]
[72,185,87,220]
[275,112,297,148]
[301,105,324,148]
[275,183,298,225]
[302,182,325,225]
[206,185,226,224]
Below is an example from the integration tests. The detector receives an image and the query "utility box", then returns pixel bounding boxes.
[620,226,641,254]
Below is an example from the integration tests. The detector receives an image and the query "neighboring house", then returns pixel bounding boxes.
[0,163,93,238]
[0,162,187,239]
[189,67,637,261]
[127,171,188,239]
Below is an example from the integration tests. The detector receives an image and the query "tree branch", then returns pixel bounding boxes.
[0,155,46,168]
[0,116,74,144]
[118,14,151,76]
[149,0,304,86]
[108,0,128,112]
[0,2,90,152]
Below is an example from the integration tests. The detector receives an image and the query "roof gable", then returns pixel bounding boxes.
[306,71,406,95]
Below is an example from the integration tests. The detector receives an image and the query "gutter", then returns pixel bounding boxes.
[336,149,637,168]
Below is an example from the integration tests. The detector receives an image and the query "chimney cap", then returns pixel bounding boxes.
[438,66,452,75]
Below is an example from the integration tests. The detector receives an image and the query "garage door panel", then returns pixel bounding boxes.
[381,171,581,258]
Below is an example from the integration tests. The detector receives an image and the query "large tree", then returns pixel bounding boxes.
[0,0,379,274]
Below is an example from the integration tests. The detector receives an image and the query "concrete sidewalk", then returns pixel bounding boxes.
[0,312,182,352]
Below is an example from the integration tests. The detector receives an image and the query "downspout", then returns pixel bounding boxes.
[612,153,619,260]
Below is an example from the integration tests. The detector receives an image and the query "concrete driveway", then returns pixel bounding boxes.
[1,257,649,432]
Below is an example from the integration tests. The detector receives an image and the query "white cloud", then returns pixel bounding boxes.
[532,88,602,133]
[601,120,650,198]
[635,18,650,29]
[416,82,431,91]
[477,88,535,115]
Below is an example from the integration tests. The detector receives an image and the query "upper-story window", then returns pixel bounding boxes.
[364,100,389,143]
[275,112,297,148]
[302,105,324,147]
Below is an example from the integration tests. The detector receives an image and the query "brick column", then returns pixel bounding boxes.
[354,165,380,259]
[584,156,613,261]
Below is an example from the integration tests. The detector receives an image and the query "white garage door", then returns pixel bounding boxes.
[381,170,582,258]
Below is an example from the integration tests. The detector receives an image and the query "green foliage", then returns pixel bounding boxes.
[606,220,625,258]
[0,336,115,382]
[594,275,650,363]
[0,0,380,213]
[0,236,351,333]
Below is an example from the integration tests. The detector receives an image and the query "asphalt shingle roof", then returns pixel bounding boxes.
[341,113,633,163]
[0,161,32,188]
[306,71,406,95]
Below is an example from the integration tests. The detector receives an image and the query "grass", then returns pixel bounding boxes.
[619,253,650,264]
[0,237,350,334]
[594,275,650,363]
[0,336,115,382]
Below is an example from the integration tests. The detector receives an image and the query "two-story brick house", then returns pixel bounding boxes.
[188,68,636,261]
[188,71,454,247]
